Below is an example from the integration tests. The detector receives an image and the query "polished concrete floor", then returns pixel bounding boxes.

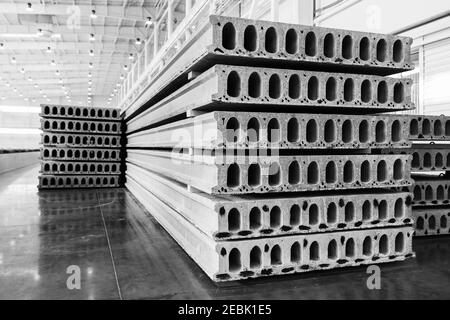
[0,164,449,300]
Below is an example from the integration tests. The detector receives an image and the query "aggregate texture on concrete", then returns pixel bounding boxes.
[414,208,450,237]
[39,175,120,189]
[41,104,121,121]
[41,161,121,175]
[41,133,122,149]
[125,66,413,131]
[128,163,413,241]
[412,175,450,206]
[127,175,415,282]
[41,147,122,162]
[41,119,121,135]
[121,15,413,120]
[127,111,412,150]
[127,150,413,195]
[408,115,450,141]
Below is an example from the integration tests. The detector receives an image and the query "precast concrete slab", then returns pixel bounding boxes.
[412,175,450,206]
[125,65,413,130]
[126,150,413,195]
[41,133,122,149]
[41,119,121,135]
[41,147,121,162]
[127,174,415,282]
[41,118,121,135]
[41,161,121,175]
[127,163,413,241]
[41,104,121,121]
[408,115,450,141]
[38,175,120,189]
[414,208,450,237]
[122,15,413,120]
[410,145,450,172]
[127,111,411,150]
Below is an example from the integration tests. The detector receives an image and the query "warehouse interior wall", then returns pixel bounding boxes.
[314,0,450,115]
[0,106,40,150]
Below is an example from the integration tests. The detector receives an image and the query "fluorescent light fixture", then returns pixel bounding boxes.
[19,93,23,97]
[90,10,97,19]
[89,50,94,56]
[145,17,153,26]
[88,73,92,78]
[20,68,25,74]
[90,34,95,41]
[28,77,32,81]
[37,29,44,37]
[46,47,51,53]
[129,53,134,60]
[27,3,33,12]
[135,38,141,45]
[123,65,128,70]
[34,84,38,88]
[0,43,4,49]
[59,78,63,83]
[89,62,93,68]
[120,74,124,80]
[5,82,10,87]
[51,60,55,66]
[13,88,17,92]
[55,70,60,75]
[11,57,16,64]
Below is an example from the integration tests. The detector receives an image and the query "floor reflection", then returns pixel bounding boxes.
[1,165,449,300]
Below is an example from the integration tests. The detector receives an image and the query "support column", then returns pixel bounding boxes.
[270,0,279,22]
[153,24,159,56]
[293,0,314,25]
[168,0,174,36]
[419,45,425,115]
[186,0,192,15]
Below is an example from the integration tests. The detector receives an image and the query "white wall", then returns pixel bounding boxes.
[315,0,449,34]
[0,106,41,150]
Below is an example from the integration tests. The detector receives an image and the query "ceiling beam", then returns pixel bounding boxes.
[0,4,153,22]
[0,41,136,52]
[0,54,128,63]
[0,25,151,41]
[0,62,123,72]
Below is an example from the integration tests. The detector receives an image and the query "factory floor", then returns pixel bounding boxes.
[0,164,449,300]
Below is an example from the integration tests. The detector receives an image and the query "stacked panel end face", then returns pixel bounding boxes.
[124,15,415,282]
[38,104,123,189]
[406,115,450,237]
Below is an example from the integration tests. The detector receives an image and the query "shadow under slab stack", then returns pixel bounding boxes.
[38,104,124,189]
[124,16,416,282]
[407,115,450,237]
